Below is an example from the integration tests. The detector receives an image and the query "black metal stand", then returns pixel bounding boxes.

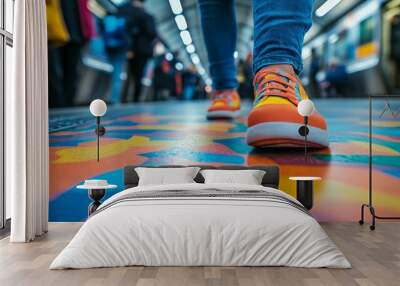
[88,188,106,215]
[95,117,106,162]
[298,116,310,164]
[296,180,313,210]
[359,95,400,230]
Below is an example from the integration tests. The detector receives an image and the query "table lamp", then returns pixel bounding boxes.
[297,99,315,164]
[89,99,107,162]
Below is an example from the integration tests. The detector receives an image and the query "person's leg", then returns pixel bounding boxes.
[121,61,132,104]
[61,43,83,107]
[198,0,237,90]
[48,47,64,108]
[107,50,127,104]
[199,0,241,119]
[126,57,137,103]
[253,0,312,74]
[129,54,148,102]
[183,85,194,100]
[247,0,328,148]
[132,56,149,103]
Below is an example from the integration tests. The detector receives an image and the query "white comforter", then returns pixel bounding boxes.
[50,183,351,269]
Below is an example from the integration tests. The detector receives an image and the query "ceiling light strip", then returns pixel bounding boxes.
[315,0,342,17]
[168,0,183,15]
[180,30,192,45]
[169,0,210,82]
[174,14,188,30]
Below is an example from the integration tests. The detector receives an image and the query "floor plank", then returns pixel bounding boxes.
[0,222,399,286]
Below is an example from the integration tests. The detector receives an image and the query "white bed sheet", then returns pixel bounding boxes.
[50,183,351,269]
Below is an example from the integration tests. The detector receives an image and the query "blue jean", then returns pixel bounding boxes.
[198,0,313,90]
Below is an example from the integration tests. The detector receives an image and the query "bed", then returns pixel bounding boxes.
[50,165,350,269]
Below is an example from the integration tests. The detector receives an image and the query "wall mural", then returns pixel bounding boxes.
[49,99,400,222]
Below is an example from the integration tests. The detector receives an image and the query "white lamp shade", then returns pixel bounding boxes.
[297,99,315,117]
[89,99,107,117]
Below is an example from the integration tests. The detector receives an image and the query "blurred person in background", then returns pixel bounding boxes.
[237,57,253,99]
[47,0,94,108]
[169,51,183,98]
[153,43,173,101]
[120,0,157,103]
[198,0,328,148]
[309,47,321,97]
[182,64,200,100]
[237,60,247,97]
[390,15,400,84]
[100,8,130,104]
[325,58,347,97]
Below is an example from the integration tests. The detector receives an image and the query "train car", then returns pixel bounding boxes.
[302,0,400,97]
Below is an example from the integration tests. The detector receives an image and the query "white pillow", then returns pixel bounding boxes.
[200,169,266,185]
[135,167,200,186]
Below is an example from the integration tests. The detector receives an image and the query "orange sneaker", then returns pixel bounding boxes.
[207,89,241,119]
[246,66,328,148]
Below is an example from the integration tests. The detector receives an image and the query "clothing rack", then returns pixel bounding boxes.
[359,95,400,230]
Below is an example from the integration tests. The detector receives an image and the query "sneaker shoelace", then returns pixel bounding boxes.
[210,91,234,106]
[253,68,299,106]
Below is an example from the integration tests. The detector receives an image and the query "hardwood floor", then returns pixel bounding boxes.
[0,222,399,286]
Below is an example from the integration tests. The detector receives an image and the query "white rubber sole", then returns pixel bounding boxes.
[207,110,240,119]
[246,121,329,148]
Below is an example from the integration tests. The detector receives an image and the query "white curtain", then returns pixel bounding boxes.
[8,0,49,242]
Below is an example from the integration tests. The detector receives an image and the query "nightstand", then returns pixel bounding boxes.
[77,180,117,215]
[289,177,321,210]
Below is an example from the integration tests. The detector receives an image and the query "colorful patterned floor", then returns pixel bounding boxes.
[49,98,400,222]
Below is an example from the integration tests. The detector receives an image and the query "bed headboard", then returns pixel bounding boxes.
[123,165,280,189]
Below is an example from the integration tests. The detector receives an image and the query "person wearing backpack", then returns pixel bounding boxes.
[101,11,130,104]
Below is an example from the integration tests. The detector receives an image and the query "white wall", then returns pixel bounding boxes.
[4,0,14,220]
